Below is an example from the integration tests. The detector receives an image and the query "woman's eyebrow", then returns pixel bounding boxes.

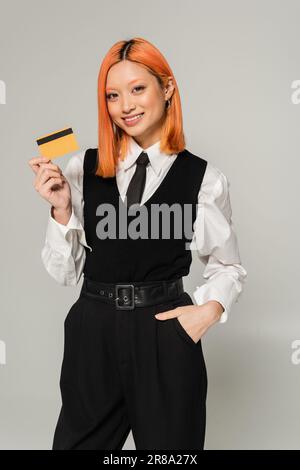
[106,78,144,92]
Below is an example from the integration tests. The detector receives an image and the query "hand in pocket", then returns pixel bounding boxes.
[154,302,221,343]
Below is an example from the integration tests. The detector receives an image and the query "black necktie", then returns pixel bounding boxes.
[125,151,150,207]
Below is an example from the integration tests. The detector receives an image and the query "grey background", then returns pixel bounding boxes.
[0,0,299,449]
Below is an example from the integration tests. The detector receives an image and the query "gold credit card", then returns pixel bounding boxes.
[36,127,79,159]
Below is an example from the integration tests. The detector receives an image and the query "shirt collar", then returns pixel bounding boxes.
[117,136,171,177]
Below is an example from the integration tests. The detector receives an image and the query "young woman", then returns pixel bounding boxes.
[29,37,247,450]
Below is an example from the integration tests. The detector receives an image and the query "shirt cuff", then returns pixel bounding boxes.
[47,206,92,252]
[192,284,232,323]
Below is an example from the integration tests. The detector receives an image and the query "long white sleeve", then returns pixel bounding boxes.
[41,150,92,286]
[191,163,247,323]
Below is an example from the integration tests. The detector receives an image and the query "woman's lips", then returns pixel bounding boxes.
[123,113,144,127]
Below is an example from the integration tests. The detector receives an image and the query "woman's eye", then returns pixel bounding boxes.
[133,86,145,92]
[106,86,145,100]
[106,93,117,100]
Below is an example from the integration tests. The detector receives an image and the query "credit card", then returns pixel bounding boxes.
[36,127,79,159]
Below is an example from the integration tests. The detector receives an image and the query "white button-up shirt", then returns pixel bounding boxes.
[41,137,247,323]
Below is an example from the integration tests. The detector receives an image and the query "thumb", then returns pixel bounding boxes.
[155,308,178,320]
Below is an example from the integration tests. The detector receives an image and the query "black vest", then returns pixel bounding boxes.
[82,148,207,283]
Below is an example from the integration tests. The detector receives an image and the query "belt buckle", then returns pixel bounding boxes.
[115,284,135,310]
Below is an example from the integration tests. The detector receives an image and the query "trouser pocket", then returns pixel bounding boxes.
[170,292,201,348]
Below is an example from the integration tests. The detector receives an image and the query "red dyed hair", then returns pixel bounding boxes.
[95,37,186,178]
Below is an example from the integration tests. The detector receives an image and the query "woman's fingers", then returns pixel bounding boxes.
[34,162,63,189]
[35,168,65,192]
[36,161,62,174]
[29,156,70,207]
[42,176,65,194]
[28,156,51,174]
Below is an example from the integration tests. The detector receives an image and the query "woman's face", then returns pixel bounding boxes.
[106,60,174,149]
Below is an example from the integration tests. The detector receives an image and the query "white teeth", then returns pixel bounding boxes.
[125,114,143,122]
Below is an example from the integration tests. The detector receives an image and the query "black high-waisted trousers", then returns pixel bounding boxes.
[52,284,208,450]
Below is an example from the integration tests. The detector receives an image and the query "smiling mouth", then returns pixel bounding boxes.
[122,113,144,123]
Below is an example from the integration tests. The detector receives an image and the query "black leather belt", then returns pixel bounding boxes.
[81,276,184,310]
